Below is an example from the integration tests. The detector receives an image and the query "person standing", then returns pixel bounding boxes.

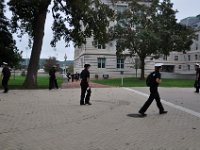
[1,62,11,93]
[138,63,167,117]
[194,63,200,93]
[80,64,92,105]
[49,65,58,90]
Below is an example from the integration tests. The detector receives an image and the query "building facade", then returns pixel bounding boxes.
[74,0,154,79]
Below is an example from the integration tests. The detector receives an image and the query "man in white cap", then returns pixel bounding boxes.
[138,63,167,116]
[194,63,200,93]
[1,62,11,93]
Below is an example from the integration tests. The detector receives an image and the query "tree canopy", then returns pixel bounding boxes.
[111,0,195,79]
[0,0,22,67]
[7,0,114,88]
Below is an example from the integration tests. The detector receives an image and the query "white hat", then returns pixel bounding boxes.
[154,63,163,67]
[3,62,8,65]
[195,63,199,66]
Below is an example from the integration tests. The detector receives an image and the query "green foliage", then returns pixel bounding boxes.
[110,0,195,79]
[7,0,114,88]
[43,57,58,73]
[51,0,115,47]
[92,77,194,87]
[0,0,22,67]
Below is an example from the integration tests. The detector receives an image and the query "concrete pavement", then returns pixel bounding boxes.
[0,87,200,150]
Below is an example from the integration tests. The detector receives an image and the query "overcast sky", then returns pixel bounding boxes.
[6,0,200,61]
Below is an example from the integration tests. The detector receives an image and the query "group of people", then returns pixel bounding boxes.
[66,72,80,82]
[1,62,200,117]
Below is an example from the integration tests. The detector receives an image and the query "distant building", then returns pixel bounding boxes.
[154,15,200,79]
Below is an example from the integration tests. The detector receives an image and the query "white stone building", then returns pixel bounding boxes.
[74,0,154,79]
[154,16,200,79]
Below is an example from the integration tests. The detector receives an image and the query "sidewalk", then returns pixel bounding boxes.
[0,87,200,150]
[61,80,112,88]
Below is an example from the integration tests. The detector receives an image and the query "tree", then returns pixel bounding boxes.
[0,0,21,67]
[112,0,194,79]
[43,57,58,73]
[7,0,114,88]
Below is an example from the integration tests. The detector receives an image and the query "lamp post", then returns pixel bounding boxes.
[64,53,67,76]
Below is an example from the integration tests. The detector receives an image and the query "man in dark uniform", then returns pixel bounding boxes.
[194,63,200,93]
[1,62,11,93]
[80,64,92,105]
[49,65,58,90]
[138,63,167,116]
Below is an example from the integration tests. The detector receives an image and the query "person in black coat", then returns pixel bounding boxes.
[194,63,200,93]
[1,62,11,93]
[80,64,92,105]
[138,63,167,117]
[49,65,58,90]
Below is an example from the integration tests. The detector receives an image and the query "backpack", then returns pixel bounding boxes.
[146,72,155,87]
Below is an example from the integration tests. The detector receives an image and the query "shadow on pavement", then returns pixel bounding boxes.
[127,113,146,118]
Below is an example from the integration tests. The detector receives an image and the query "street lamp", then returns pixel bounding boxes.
[64,53,67,75]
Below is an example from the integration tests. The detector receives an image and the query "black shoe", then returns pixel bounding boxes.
[138,111,147,117]
[160,111,168,114]
[80,103,85,105]
[85,102,92,105]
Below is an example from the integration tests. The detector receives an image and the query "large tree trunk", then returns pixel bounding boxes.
[140,57,145,80]
[23,1,51,88]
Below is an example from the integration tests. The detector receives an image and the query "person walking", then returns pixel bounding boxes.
[1,62,11,93]
[194,63,200,93]
[138,63,167,117]
[49,65,58,90]
[80,64,92,105]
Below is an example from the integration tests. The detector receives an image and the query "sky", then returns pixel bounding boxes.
[5,0,200,61]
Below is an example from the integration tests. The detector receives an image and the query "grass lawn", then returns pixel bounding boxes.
[92,77,195,87]
[0,75,64,89]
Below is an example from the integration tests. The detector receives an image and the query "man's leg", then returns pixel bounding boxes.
[85,88,91,105]
[154,91,166,114]
[139,93,154,114]
[55,79,58,89]
[2,78,8,93]
[80,85,87,105]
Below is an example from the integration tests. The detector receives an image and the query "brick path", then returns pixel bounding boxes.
[0,88,200,150]
[61,80,112,88]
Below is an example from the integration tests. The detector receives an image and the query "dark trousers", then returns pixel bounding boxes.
[49,78,58,90]
[139,87,164,113]
[195,80,200,93]
[80,82,91,104]
[2,78,9,93]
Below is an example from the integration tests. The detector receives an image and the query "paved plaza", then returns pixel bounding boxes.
[0,85,200,150]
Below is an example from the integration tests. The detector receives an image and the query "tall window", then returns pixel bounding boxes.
[188,55,190,61]
[174,56,178,61]
[117,57,124,69]
[97,58,106,68]
[196,44,198,50]
[116,5,128,14]
[93,40,106,49]
[188,65,190,70]
[195,54,198,60]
